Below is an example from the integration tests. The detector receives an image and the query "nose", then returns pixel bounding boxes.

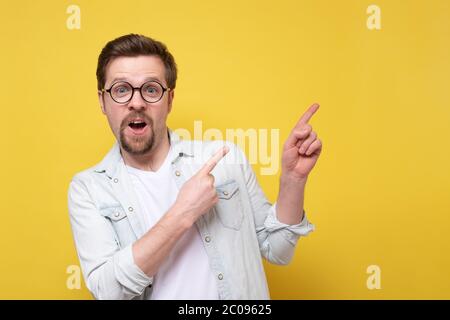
[127,88,147,110]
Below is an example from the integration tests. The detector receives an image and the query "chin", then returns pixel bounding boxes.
[120,133,154,155]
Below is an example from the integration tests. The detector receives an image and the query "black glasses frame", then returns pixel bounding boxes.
[101,80,171,104]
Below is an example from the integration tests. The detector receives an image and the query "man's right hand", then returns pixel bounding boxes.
[170,145,230,225]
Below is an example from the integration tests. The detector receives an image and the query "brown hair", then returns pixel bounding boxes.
[96,34,177,91]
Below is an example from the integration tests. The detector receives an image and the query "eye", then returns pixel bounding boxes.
[115,86,129,94]
[143,83,161,96]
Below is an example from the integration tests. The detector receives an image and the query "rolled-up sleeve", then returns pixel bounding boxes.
[264,203,315,244]
[260,203,315,264]
[233,143,315,265]
[68,176,152,300]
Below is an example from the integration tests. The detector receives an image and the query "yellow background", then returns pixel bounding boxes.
[0,0,449,299]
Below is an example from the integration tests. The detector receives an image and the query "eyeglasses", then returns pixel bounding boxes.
[101,80,171,104]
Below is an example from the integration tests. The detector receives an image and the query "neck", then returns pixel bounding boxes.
[120,131,171,172]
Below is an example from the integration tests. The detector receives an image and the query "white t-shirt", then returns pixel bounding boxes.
[125,146,219,300]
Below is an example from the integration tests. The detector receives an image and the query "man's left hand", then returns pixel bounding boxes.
[281,103,323,181]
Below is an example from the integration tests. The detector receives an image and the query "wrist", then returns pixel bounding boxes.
[166,203,195,230]
[280,173,308,186]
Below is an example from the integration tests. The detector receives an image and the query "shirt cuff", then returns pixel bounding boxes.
[113,243,153,295]
[263,202,315,244]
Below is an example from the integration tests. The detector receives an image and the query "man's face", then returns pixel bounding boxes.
[98,55,174,155]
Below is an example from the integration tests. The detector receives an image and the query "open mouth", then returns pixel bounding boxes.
[127,119,148,135]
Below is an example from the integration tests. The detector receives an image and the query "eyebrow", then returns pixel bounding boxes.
[109,76,164,86]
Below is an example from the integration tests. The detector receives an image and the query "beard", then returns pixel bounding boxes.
[119,114,156,156]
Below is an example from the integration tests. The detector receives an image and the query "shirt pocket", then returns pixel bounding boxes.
[214,180,244,231]
[99,206,135,248]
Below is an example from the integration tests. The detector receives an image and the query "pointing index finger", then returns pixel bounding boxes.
[296,103,320,127]
[199,145,230,175]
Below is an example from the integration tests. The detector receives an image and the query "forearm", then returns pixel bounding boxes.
[275,174,307,225]
[132,146,229,278]
[132,205,193,278]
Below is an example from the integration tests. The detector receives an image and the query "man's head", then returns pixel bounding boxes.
[96,34,177,155]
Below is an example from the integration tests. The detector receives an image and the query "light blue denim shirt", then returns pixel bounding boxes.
[67,130,315,300]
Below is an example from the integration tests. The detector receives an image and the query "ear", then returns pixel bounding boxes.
[167,89,175,113]
[98,91,106,114]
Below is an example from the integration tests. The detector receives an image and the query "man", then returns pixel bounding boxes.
[68,34,322,300]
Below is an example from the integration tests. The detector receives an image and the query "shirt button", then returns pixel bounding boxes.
[205,236,211,243]
[128,207,134,212]
[175,170,181,176]
[113,178,119,183]
[223,191,229,196]
[114,212,120,218]
[218,273,223,280]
